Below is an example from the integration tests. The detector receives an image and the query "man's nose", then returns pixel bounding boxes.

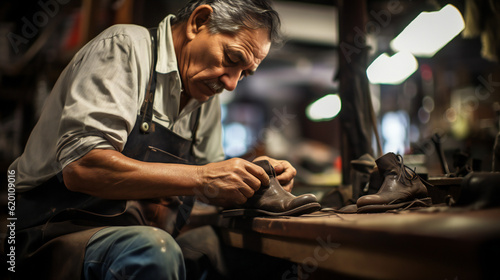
[220,67,242,91]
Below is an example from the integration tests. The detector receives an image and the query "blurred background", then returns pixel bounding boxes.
[1,0,499,201]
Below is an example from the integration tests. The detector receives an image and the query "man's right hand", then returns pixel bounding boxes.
[195,158,270,207]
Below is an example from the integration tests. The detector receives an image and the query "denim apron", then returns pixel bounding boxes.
[13,28,198,280]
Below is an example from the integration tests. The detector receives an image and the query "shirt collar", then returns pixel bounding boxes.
[155,15,213,112]
[156,15,178,74]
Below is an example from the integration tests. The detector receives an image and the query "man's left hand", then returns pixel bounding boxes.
[253,156,296,192]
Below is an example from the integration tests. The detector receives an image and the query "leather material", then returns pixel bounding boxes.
[223,160,321,217]
[357,153,432,211]
[367,166,384,194]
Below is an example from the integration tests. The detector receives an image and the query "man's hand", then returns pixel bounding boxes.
[253,156,296,192]
[195,158,270,207]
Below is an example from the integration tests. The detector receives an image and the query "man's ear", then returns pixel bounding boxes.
[186,5,213,40]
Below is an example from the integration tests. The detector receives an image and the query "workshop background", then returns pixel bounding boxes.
[1,0,499,201]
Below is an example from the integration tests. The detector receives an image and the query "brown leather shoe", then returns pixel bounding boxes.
[356,153,432,213]
[222,160,321,217]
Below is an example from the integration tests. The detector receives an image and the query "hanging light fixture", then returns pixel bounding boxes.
[390,4,465,57]
[366,51,418,84]
[306,94,342,121]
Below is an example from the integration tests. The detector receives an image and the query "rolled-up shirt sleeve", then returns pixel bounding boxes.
[56,31,141,168]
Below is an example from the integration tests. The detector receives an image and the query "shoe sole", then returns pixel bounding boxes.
[356,197,432,213]
[221,202,322,218]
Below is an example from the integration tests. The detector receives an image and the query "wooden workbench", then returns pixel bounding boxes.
[189,205,500,280]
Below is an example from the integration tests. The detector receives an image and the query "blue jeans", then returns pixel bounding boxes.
[83,226,186,280]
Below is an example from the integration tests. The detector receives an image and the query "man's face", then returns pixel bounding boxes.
[178,26,271,102]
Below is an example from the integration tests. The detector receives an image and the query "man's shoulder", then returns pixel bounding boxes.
[95,24,150,44]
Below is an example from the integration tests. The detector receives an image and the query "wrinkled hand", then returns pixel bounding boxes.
[253,156,296,192]
[195,158,269,207]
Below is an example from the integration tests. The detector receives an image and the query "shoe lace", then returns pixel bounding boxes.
[396,154,418,184]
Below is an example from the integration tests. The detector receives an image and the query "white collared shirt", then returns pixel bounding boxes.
[9,15,225,191]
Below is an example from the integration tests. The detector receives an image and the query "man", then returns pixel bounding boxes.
[9,0,294,279]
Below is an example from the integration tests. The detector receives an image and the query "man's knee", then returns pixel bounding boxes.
[124,226,183,263]
[85,226,185,279]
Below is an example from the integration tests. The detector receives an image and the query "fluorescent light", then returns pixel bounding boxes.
[306,94,342,121]
[390,4,465,57]
[366,52,418,84]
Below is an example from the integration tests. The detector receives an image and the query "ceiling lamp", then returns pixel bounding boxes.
[390,4,465,57]
[306,94,342,121]
[366,51,418,84]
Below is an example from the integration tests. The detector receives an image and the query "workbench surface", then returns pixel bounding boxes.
[189,206,500,280]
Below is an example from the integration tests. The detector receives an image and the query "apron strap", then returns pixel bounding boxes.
[136,27,200,237]
[139,28,158,133]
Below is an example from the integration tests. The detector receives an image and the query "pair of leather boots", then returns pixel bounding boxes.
[222,153,432,217]
[222,160,321,217]
[342,152,433,213]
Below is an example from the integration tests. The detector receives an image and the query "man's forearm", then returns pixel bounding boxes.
[62,149,202,200]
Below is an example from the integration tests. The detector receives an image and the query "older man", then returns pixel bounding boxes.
[9,0,300,279]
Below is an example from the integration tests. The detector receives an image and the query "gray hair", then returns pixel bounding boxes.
[172,0,283,47]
